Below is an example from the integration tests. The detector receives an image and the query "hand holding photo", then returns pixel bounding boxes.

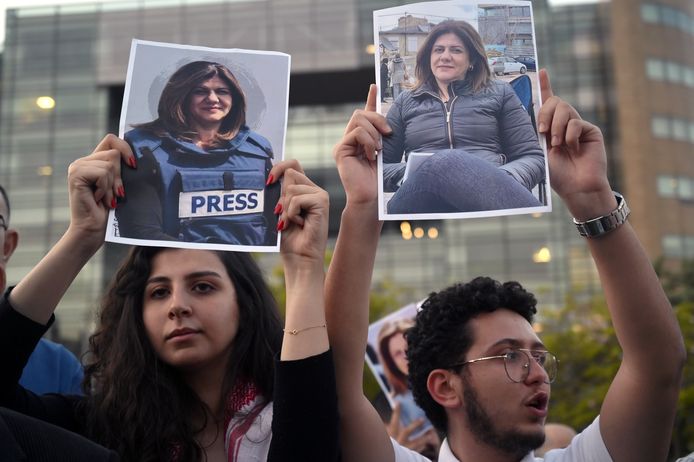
[374,0,550,221]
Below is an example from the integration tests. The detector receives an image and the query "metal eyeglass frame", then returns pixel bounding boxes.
[0,215,6,231]
[447,348,558,384]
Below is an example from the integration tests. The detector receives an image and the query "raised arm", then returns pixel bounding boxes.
[9,135,135,324]
[266,160,338,462]
[272,160,330,361]
[325,85,402,462]
[538,69,686,462]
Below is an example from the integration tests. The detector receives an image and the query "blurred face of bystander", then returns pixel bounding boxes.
[0,193,19,292]
[388,331,410,376]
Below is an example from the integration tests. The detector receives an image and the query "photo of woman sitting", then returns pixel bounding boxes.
[382,20,545,215]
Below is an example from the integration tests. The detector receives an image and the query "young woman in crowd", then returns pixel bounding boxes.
[0,135,337,462]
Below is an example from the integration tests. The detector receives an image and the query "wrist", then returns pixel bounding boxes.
[563,188,617,221]
[344,197,379,211]
[573,192,630,238]
[283,259,325,286]
[342,201,380,224]
[63,225,104,258]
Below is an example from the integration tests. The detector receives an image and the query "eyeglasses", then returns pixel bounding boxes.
[0,215,6,231]
[448,348,558,384]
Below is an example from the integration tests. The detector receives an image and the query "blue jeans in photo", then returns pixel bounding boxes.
[387,149,541,214]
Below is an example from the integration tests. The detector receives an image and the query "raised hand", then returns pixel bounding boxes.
[537,69,615,220]
[386,403,441,456]
[269,159,330,362]
[268,160,329,266]
[66,134,136,248]
[333,85,392,206]
[9,134,136,324]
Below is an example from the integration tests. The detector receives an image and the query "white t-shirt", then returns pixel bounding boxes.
[392,417,612,462]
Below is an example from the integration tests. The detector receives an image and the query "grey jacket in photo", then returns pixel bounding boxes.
[382,79,545,193]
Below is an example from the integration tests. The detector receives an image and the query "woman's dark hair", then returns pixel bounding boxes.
[81,246,282,461]
[377,318,414,395]
[414,20,492,93]
[137,61,247,148]
[406,277,537,433]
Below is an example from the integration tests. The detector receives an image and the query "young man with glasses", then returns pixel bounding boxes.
[325,70,685,462]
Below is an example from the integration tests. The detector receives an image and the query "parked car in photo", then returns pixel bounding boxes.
[513,55,536,71]
[487,56,527,76]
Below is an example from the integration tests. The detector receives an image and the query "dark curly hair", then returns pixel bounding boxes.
[406,277,537,434]
[80,246,282,461]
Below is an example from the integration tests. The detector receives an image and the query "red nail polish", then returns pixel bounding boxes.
[128,156,137,169]
[266,174,274,186]
[273,203,283,215]
[117,186,125,198]
[111,197,117,209]
[276,219,284,231]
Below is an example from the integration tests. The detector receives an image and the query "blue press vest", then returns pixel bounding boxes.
[125,126,274,245]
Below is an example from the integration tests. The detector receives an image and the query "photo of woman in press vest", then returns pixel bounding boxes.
[115,55,284,248]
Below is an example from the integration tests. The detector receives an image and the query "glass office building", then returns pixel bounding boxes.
[1,0,620,348]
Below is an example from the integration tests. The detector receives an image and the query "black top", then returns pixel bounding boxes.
[0,289,339,462]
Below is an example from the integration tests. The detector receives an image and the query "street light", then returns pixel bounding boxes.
[36,96,56,110]
[532,246,552,263]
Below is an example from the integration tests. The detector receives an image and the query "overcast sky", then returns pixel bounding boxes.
[0,0,606,51]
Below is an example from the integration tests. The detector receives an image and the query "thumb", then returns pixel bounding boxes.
[365,84,377,112]
[539,69,554,104]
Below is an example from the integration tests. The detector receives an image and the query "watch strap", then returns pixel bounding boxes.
[573,192,630,238]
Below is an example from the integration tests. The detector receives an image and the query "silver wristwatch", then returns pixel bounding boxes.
[573,192,630,238]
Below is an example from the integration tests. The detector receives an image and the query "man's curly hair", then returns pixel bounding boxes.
[406,277,537,433]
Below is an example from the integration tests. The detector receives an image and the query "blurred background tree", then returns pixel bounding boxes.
[541,261,694,460]
[264,248,414,400]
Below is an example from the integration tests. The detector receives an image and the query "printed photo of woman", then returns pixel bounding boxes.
[374,2,548,220]
[108,41,289,251]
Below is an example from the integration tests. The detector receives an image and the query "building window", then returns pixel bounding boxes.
[652,116,670,138]
[666,61,682,83]
[406,35,418,53]
[657,175,694,200]
[672,119,688,142]
[662,7,679,27]
[645,59,665,80]
[657,175,678,198]
[641,4,659,23]
[686,68,694,88]
[641,3,694,37]
[681,179,694,200]
[663,235,694,258]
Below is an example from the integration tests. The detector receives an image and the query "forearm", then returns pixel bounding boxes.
[588,220,685,462]
[281,261,328,361]
[326,201,382,394]
[587,221,685,376]
[326,202,394,462]
[268,350,339,462]
[9,228,100,325]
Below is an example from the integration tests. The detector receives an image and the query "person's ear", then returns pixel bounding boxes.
[427,369,462,410]
[2,228,18,263]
